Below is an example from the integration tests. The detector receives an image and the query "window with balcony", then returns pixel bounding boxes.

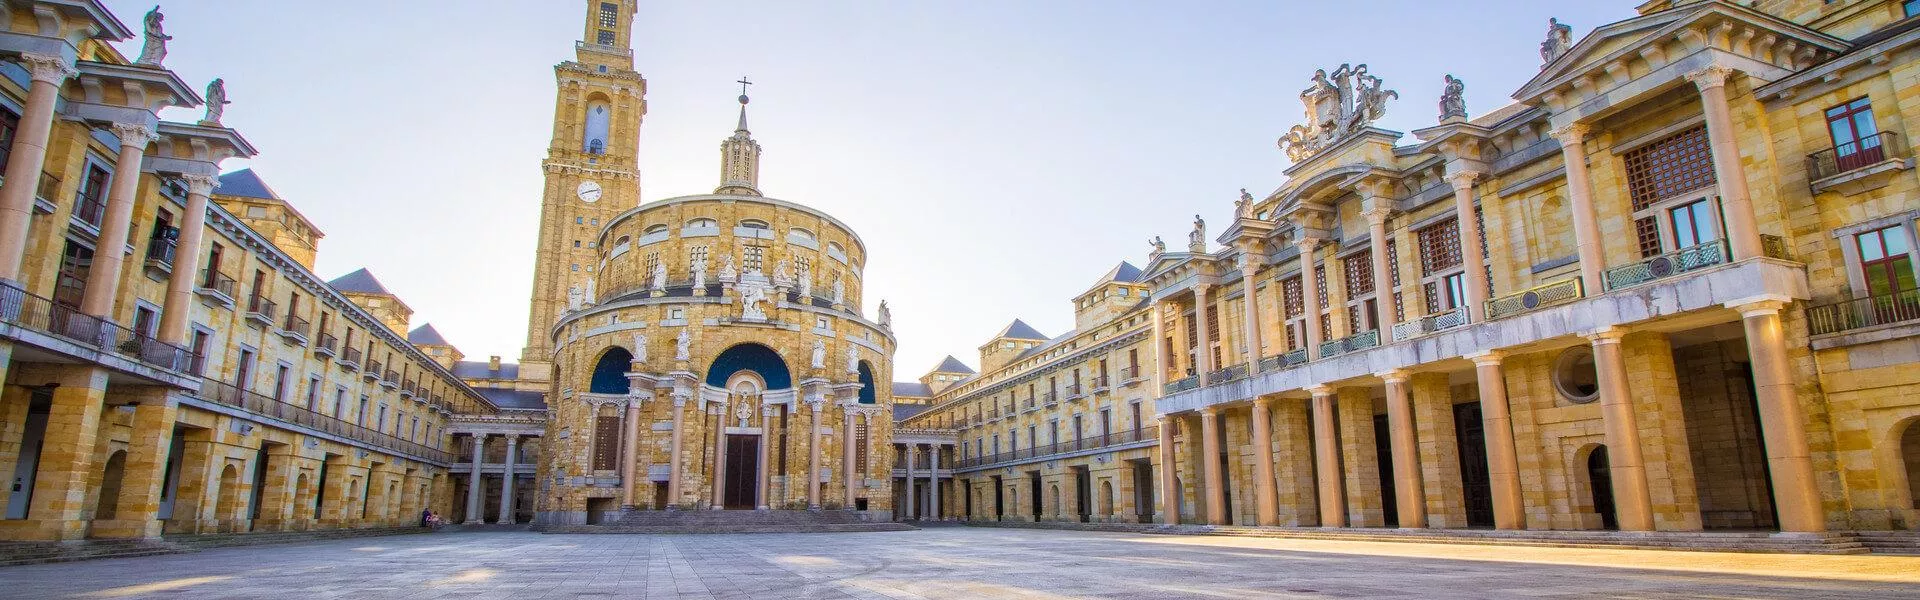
[1417,218,1465,315]
[1624,125,1714,212]
[54,241,91,309]
[1825,98,1883,174]
[188,329,211,375]
[236,348,256,390]
[72,163,110,229]
[1859,225,1915,298]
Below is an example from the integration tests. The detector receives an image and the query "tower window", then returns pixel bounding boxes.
[600,3,619,27]
[597,30,615,45]
[583,102,611,155]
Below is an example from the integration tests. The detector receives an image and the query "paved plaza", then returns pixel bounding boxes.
[4,528,1920,599]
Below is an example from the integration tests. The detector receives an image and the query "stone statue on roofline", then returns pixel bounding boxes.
[877,300,892,329]
[1150,236,1166,255]
[1541,18,1574,66]
[201,79,231,126]
[652,259,667,291]
[1278,62,1396,162]
[691,248,708,289]
[796,262,813,298]
[137,7,172,66]
[1439,74,1467,121]
[1188,214,1206,252]
[1236,188,1255,219]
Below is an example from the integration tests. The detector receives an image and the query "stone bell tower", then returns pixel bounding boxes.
[518,0,648,385]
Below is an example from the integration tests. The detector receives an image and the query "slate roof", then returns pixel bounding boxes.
[892,382,932,397]
[995,319,1049,341]
[893,403,932,422]
[931,355,975,375]
[453,360,520,380]
[1096,261,1143,284]
[328,268,394,295]
[408,324,451,346]
[214,168,281,200]
[474,386,546,410]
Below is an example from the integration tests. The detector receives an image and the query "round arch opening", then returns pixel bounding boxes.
[856,361,878,404]
[590,347,634,394]
[706,343,792,390]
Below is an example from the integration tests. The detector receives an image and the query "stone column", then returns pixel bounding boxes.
[1157,416,1179,525]
[620,401,644,509]
[1735,301,1824,532]
[904,443,917,519]
[78,123,156,317]
[498,436,518,523]
[843,403,857,510]
[1193,284,1215,383]
[1380,370,1426,528]
[710,401,728,510]
[758,407,773,510]
[1150,303,1168,390]
[0,54,75,281]
[1364,207,1398,333]
[930,444,941,520]
[1200,407,1225,524]
[1250,397,1278,526]
[1310,385,1346,527]
[1239,257,1264,370]
[1447,172,1489,319]
[158,174,215,344]
[463,433,486,524]
[667,396,687,508]
[1469,351,1526,530]
[807,400,823,509]
[1553,124,1606,291]
[1298,238,1327,360]
[1688,66,1762,261]
[92,398,177,539]
[1588,328,1654,531]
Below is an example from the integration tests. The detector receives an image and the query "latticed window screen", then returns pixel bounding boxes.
[1393,292,1405,321]
[1184,313,1197,348]
[1344,251,1374,295]
[1424,282,1441,315]
[1417,218,1463,276]
[1314,265,1328,306]
[1623,125,1715,211]
[1282,277,1303,318]
[643,252,660,278]
[855,422,869,474]
[592,415,621,471]
[1634,216,1663,258]
[1386,240,1402,287]
[1286,322,1299,350]
[743,244,765,272]
[688,245,708,270]
[1347,309,1363,336]
[1205,305,1219,341]
[1320,313,1332,340]
[599,2,619,27]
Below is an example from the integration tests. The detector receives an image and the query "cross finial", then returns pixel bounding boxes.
[737,76,752,103]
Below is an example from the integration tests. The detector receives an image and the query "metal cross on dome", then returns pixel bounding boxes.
[737,76,752,102]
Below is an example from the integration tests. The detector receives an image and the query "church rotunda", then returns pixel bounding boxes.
[535,91,897,524]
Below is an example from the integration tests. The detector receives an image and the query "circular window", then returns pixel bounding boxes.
[1553,346,1600,403]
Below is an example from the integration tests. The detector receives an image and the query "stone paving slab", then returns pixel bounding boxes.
[1,528,1917,599]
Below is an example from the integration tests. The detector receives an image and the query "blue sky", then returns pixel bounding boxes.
[106,0,1636,379]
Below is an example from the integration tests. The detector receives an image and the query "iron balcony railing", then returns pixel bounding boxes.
[1318,329,1380,359]
[1807,288,1920,336]
[1040,392,1057,407]
[197,270,236,299]
[1605,240,1729,291]
[281,314,310,338]
[1088,375,1110,391]
[1207,363,1248,384]
[955,425,1158,469]
[1258,349,1308,373]
[193,378,451,464]
[340,346,364,369]
[144,235,177,268]
[1064,384,1083,399]
[1807,131,1901,182]
[1485,277,1584,321]
[363,359,383,380]
[1391,306,1469,341]
[0,281,191,373]
[314,332,338,357]
[1163,375,1199,395]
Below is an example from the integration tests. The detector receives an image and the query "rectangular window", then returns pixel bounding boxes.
[333,388,346,417]
[600,2,619,27]
[54,241,91,309]
[0,108,17,174]
[1417,218,1463,276]
[272,364,290,402]
[236,348,256,390]
[1858,225,1915,297]
[1343,251,1374,295]
[743,244,765,272]
[189,330,211,375]
[132,305,157,339]
[1825,97,1883,173]
[1667,198,1718,250]
[597,29,615,45]
[305,376,321,410]
[1441,272,1467,311]
[357,397,369,427]
[1634,216,1663,258]
[204,243,224,285]
[73,163,110,227]
[1623,125,1714,211]
[375,404,386,431]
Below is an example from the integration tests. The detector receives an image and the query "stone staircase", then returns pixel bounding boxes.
[538,509,918,534]
[967,521,1897,555]
[1853,531,1920,555]
[0,526,429,567]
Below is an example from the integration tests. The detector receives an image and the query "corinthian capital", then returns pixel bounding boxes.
[181,173,218,197]
[109,122,157,149]
[1446,171,1481,191]
[20,53,77,84]
[1551,122,1590,145]
[1684,65,1734,91]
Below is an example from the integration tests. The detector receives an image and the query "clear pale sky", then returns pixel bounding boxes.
[104,1,1634,379]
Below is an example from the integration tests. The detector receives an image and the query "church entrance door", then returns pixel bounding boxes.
[724,435,760,509]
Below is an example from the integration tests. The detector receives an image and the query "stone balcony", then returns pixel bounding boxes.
[1157,256,1808,415]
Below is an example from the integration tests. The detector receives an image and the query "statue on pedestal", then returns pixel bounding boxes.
[675,329,691,361]
[632,333,647,363]
[811,340,827,369]
[1541,18,1574,66]
[201,79,231,126]
[1439,74,1467,121]
[136,7,172,66]
[1188,215,1207,252]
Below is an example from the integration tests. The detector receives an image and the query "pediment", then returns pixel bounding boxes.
[1515,2,1846,103]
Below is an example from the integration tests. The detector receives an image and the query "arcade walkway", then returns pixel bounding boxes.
[3,528,1918,598]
